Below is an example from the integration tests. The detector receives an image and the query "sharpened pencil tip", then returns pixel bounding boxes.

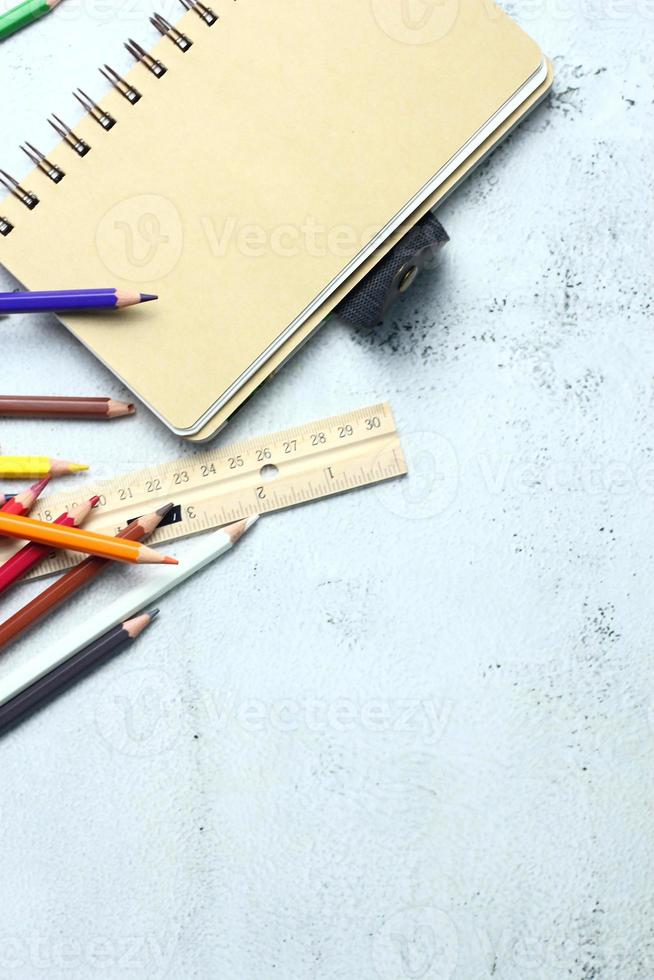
[225,513,259,544]
[155,501,175,519]
[163,556,178,565]
[140,293,158,303]
[89,495,101,507]
[148,608,160,620]
[69,463,89,473]
[29,476,51,494]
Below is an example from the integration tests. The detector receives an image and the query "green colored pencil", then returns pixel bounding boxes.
[0,0,62,41]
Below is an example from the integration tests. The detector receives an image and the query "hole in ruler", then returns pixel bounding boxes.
[259,464,279,482]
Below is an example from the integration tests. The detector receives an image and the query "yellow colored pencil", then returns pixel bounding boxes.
[0,512,178,565]
[0,456,88,479]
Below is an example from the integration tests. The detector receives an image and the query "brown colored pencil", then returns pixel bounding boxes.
[0,503,173,651]
[0,396,135,420]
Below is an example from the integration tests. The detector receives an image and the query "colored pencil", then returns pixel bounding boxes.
[0,396,135,420]
[0,477,49,516]
[0,456,88,478]
[0,610,158,733]
[0,503,173,650]
[0,494,15,509]
[0,511,178,564]
[0,496,99,595]
[0,289,157,313]
[0,516,257,707]
[0,0,62,42]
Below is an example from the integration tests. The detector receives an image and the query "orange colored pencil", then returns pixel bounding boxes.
[0,496,98,595]
[0,511,177,565]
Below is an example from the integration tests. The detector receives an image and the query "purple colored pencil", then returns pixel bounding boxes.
[0,289,158,313]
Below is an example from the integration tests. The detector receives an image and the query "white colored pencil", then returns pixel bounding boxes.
[0,516,258,710]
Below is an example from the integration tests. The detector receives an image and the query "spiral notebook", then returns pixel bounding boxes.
[0,0,549,438]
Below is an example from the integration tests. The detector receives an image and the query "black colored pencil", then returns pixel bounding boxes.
[0,610,158,733]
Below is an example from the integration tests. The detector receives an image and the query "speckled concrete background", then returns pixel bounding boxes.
[0,1,652,978]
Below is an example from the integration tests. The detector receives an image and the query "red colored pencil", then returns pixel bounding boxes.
[0,477,50,517]
[0,495,99,595]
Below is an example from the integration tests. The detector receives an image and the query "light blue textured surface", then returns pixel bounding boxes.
[0,1,653,977]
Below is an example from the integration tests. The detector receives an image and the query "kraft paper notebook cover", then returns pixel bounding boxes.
[190,60,554,443]
[0,0,549,438]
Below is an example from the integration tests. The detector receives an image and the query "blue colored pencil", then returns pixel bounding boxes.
[0,289,158,313]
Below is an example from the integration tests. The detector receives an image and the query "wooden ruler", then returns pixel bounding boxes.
[0,402,406,579]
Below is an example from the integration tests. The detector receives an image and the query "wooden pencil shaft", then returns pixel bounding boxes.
[0,456,86,478]
[0,510,74,595]
[0,0,52,42]
[0,520,145,651]
[0,625,131,733]
[0,396,134,419]
[0,289,155,312]
[0,520,254,708]
[0,512,169,564]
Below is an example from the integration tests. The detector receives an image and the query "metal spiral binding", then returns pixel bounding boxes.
[125,38,167,77]
[151,13,193,50]
[0,170,39,210]
[48,115,91,156]
[1,4,218,238]
[20,143,65,183]
[179,0,217,25]
[99,65,142,104]
[73,89,117,130]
